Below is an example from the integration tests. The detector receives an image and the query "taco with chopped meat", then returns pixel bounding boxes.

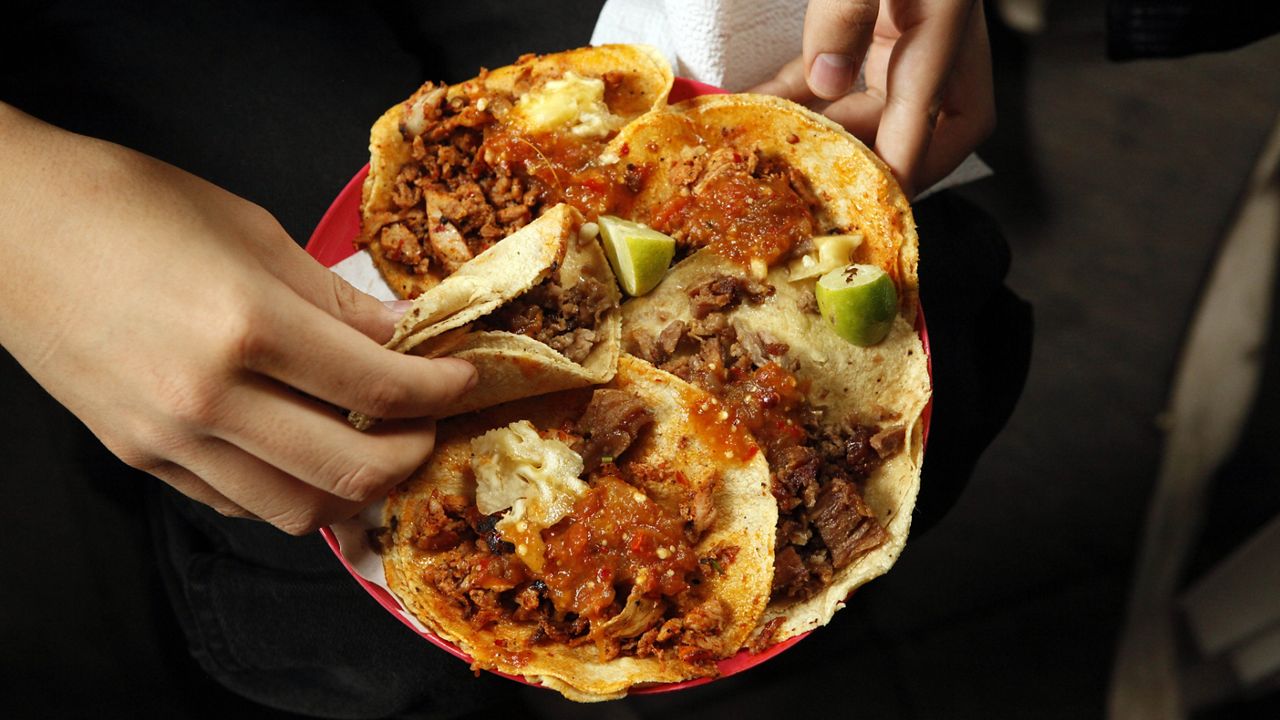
[609,94,931,645]
[359,44,674,298]
[380,354,776,701]
[349,203,621,428]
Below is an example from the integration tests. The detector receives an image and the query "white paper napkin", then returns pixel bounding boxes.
[332,250,395,301]
[591,0,805,91]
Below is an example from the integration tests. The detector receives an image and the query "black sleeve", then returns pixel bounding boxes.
[1107,0,1280,60]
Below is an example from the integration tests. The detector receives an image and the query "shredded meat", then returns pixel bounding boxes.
[687,274,774,319]
[572,389,654,472]
[426,220,472,274]
[627,319,688,367]
[810,478,885,569]
[379,222,427,271]
[477,275,612,363]
[871,425,907,457]
[798,290,819,315]
[734,323,790,367]
[407,492,472,552]
[771,546,807,596]
[358,81,549,284]
[773,446,819,514]
[656,320,686,360]
[598,588,666,640]
[628,298,900,603]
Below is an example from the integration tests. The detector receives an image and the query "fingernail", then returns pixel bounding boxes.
[810,54,855,99]
[381,300,412,325]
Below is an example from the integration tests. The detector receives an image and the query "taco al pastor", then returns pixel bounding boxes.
[359,44,673,298]
[380,355,776,701]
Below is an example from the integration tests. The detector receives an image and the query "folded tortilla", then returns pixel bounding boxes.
[381,354,776,701]
[360,44,674,298]
[612,95,931,643]
[350,204,622,427]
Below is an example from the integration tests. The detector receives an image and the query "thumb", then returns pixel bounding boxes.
[803,0,880,100]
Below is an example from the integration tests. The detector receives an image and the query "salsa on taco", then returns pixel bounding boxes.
[380,355,775,701]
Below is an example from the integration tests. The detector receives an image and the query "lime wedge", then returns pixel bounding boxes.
[598,215,676,296]
[814,264,898,346]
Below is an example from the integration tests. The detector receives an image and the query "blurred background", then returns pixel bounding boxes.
[2,1,1278,718]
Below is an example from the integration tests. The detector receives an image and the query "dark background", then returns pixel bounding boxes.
[3,1,1279,718]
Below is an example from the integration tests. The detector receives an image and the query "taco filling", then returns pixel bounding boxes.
[473,271,613,364]
[645,145,820,270]
[396,389,733,668]
[361,64,659,295]
[629,272,903,602]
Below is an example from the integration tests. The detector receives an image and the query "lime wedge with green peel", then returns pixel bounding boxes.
[814,264,898,346]
[598,215,676,296]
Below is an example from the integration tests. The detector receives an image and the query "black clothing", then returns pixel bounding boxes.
[1107,1,1280,60]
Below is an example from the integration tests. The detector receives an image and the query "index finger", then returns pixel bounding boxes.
[234,285,477,419]
[874,1,978,195]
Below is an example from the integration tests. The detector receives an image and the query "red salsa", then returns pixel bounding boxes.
[540,475,701,620]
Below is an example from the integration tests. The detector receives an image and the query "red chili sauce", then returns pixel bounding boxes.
[481,127,649,220]
[665,166,813,267]
[539,474,700,621]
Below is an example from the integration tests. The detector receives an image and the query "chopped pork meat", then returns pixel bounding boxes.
[477,275,612,364]
[572,389,654,472]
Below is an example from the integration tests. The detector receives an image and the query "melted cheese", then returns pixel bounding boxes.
[512,72,623,138]
[788,234,865,281]
[471,420,587,572]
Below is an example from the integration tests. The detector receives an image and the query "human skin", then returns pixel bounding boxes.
[754,0,995,197]
[0,102,476,534]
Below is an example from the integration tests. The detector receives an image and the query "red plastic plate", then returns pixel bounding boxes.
[309,77,931,695]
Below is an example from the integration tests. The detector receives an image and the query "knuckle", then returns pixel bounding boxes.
[156,371,225,429]
[328,272,365,322]
[330,461,396,503]
[240,203,286,238]
[220,298,274,372]
[272,507,324,536]
[824,0,878,33]
[110,440,162,472]
[361,376,412,418]
[100,413,206,472]
[212,502,254,520]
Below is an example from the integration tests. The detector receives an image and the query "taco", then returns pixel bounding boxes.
[379,354,776,701]
[610,94,931,644]
[359,44,674,298]
[350,203,622,428]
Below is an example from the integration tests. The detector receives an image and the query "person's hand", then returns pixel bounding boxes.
[0,103,476,534]
[752,0,995,197]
